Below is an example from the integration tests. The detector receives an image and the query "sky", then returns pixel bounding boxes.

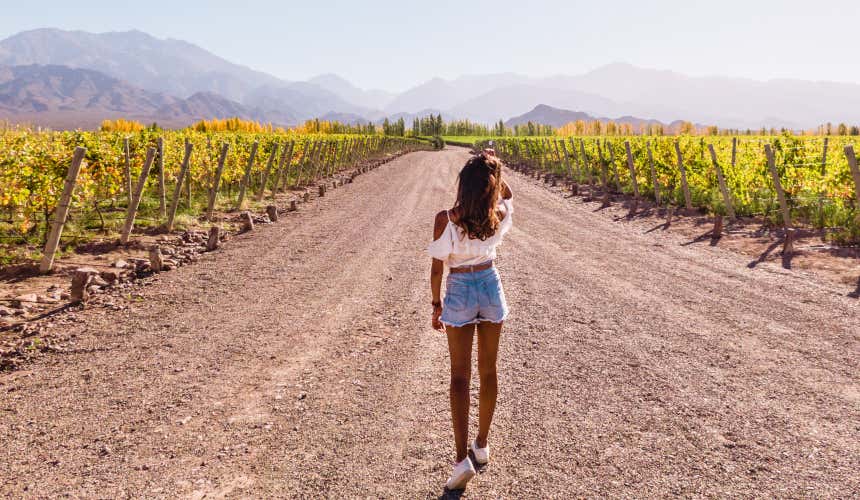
[2,0,859,92]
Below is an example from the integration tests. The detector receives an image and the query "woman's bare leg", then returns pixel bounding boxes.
[476,321,502,448]
[446,324,475,462]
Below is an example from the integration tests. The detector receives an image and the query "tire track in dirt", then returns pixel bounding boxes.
[0,147,857,498]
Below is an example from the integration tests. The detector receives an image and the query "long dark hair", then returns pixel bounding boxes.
[454,154,503,240]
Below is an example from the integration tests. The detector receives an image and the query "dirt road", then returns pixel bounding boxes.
[1,147,857,498]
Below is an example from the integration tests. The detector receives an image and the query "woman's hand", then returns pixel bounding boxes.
[432,304,444,331]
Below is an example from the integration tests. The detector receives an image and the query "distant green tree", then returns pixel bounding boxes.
[382,118,391,135]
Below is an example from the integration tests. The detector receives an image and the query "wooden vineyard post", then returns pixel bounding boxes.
[607,141,621,192]
[624,141,640,199]
[328,141,340,177]
[206,143,230,221]
[279,141,296,192]
[325,141,337,177]
[121,147,156,245]
[552,140,563,169]
[256,141,280,201]
[332,141,343,176]
[39,147,86,273]
[568,138,582,182]
[166,140,194,232]
[731,137,738,169]
[818,138,829,227]
[560,141,574,186]
[293,141,311,188]
[235,141,259,210]
[123,138,132,205]
[580,139,592,186]
[317,141,329,178]
[156,137,166,219]
[596,140,611,206]
[527,140,537,173]
[596,140,608,190]
[306,141,320,183]
[674,141,693,211]
[188,139,202,210]
[347,138,357,164]
[311,141,325,183]
[764,144,792,228]
[707,144,736,219]
[269,143,291,198]
[319,141,330,179]
[712,215,724,239]
[540,139,549,172]
[647,141,661,206]
[843,145,860,208]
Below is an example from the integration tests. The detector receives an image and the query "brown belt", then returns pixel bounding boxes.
[449,261,494,274]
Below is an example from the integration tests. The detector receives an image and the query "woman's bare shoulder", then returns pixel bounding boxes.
[501,180,513,200]
[433,210,449,239]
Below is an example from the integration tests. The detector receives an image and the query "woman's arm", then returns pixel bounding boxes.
[501,179,513,200]
[430,210,448,331]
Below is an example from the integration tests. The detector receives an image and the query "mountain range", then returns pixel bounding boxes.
[505,104,667,130]
[1,28,860,130]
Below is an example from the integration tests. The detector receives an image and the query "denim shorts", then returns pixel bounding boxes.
[441,266,509,327]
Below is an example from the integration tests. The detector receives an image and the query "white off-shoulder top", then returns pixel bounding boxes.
[427,198,513,268]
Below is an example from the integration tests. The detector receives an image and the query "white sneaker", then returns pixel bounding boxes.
[445,457,476,490]
[471,439,490,465]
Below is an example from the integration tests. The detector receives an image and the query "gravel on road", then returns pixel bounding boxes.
[1,147,857,498]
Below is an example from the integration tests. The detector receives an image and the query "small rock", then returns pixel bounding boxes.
[36,295,59,304]
[240,211,254,232]
[0,306,13,317]
[149,246,165,272]
[266,205,279,222]
[206,226,221,252]
[90,276,110,287]
[12,294,39,308]
[100,270,120,284]
[112,259,129,269]
[134,260,151,273]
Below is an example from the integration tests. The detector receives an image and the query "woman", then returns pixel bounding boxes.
[427,151,513,490]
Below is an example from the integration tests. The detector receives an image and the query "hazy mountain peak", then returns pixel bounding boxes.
[309,73,354,87]
[308,73,395,110]
[0,28,284,101]
[505,104,664,129]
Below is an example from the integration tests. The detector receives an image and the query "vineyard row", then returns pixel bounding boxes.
[0,131,428,269]
[478,136,860,243]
